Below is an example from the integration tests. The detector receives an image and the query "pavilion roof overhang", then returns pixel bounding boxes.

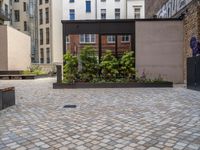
[61,18,182,35]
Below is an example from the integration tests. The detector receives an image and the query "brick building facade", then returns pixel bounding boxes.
[67,35,131,57]
[145,0,200,81]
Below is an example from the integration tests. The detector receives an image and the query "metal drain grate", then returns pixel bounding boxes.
[63,105,77,108]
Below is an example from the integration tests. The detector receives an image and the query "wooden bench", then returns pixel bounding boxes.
[0,87,15,110]
[0,75,35,80]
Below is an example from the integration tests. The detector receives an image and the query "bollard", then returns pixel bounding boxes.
[56,65,62,83]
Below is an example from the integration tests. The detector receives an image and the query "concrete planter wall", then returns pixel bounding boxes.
[0,87,15,110]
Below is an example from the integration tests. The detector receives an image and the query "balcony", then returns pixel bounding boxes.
[0,7,10,21]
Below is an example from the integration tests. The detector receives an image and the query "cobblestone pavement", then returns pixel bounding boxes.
[0,78,200,150]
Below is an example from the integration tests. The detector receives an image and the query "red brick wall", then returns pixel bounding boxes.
[183,0,200,80]
[67,35,131,57]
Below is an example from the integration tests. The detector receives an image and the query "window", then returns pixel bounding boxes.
[101,9,106,19]
[14,10,20,22]
[107,36,115,43]
[86,0,91,13]
[101,0,106,2]
[45,8,49,23]
[24,21,27,31]
[40,48,44,64]
[39,0,42,5]
[115,8,120,19]
[134,7,141,19]
[69,9,75,20]
[46,48,50,63]
[46,28,49,44]
[14,0,19,2]
[39,9,43,24]
[5,4,8,15]
[23,2,26,12]
[70,0,74,3]
[80,34,96,43]
[122,35,130,43]
[10,0,12,5]
[66,35,70,43]
[45,0,49,3]
[40,29,43,45]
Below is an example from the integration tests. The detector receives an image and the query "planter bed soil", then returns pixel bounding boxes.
[53,81,173,89]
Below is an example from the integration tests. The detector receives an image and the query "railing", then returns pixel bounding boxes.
[0,7,11,21]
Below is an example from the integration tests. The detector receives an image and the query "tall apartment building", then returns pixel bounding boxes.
[63,0,145,55]
[10,0,63,66]
[11,0,38,63]
[38,0,62,65]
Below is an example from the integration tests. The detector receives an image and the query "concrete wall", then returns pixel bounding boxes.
[0,25,31,71]
[135,21,184,83]
[51,0,63,64]
[0,25,8,70]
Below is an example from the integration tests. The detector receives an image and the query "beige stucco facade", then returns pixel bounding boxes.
[0,25,31,71]
[11,0,29,34]
[135,21,184,83]
[38,0,62,65]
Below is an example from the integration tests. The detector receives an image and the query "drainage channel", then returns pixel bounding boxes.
[63,105,77,108]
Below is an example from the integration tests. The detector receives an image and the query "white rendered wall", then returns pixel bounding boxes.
[63,0,145,20]
[127,0,145,19]
[51,0,63,64]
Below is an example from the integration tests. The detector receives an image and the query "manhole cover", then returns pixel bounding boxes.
[63,105,77,108]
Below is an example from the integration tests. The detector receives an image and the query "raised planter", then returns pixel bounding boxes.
[0,87,15,110]
[53,82,173,89]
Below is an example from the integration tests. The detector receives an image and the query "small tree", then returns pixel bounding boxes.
[100,50,119,81]
[63,52,78,83]
[80,46,98,81]
[120,51,135,80]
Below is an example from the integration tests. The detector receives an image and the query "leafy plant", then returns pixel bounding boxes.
[100,50,119,81]
[120,51,135,80]
[63,52,78,83]
[80,46,99,82]
[22,65,46,75]
[136,72,165,83]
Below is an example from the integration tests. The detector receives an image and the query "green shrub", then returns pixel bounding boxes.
[120,51,135,80]
[100,50,119,81]
[80,46,99,82]
[63,52,78,83]
[22,65,46,75]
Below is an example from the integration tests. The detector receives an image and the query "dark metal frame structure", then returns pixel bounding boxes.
[187,56,200,91]
[61,19,182,62]
[61,19,136,60]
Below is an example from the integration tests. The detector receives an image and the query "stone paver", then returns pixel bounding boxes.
[0,78,200,150]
